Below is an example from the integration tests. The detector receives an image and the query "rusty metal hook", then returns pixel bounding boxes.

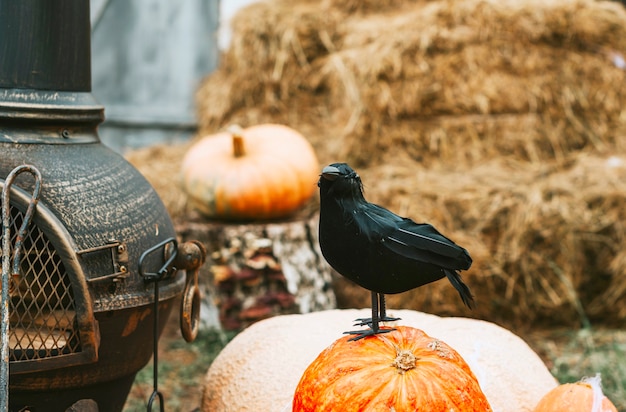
[174,240,206,343]
[180,275,200,343]
[1,164,43,412]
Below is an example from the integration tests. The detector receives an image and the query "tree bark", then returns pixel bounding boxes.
[175,214,336,331]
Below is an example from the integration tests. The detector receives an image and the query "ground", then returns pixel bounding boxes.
[123,298,236,412]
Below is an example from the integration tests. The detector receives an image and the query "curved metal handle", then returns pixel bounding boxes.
[175,240,206,343]
[180,273,200,342]
[147,389,165,412]
[138,237,178,281]
[1,164,42,411]
[2,165,43,277]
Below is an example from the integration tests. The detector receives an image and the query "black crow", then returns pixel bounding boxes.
[318,163,474,340]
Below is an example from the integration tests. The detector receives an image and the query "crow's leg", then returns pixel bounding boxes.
[352,291,380,326]
[370,291,380,332]
[344,292,395,341]
[378,294,400,323]
[353,292,400,326]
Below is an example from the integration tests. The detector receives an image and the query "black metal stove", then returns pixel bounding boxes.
[0,1,203,410]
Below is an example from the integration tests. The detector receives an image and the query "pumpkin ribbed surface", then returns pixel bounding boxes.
[181,124,319,220]
[533,377,618,412]
[293,326,492,412]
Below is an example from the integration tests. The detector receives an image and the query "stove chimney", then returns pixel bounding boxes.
[0,0,91,92]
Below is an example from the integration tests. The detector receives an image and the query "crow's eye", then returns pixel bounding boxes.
[343,171,358,180]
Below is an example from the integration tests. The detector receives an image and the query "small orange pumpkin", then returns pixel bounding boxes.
[181,124,319,220]
[293,326,492,412]
[533,374,618,412]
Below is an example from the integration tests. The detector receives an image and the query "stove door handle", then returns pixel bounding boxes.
[174,240,206,343]
[180,271,200,343]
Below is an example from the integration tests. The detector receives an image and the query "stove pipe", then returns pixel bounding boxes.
[0,1,91,92]
[0,0,102,143]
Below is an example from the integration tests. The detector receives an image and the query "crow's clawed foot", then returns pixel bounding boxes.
[352,316,401,327]
[344,327,396,341]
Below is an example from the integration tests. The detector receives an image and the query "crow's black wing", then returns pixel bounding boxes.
[349,202,403,241]
[350,204,475,305]
[390,219,467,257]
[349,203,471,268]
[383,218,472,270]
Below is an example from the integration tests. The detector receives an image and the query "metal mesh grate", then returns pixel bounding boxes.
[6,206,80,361]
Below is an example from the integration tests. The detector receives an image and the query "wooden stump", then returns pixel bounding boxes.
[176,214,336,331]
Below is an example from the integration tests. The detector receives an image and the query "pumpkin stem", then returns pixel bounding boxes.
[228,125,246,158]
[392,349,417,373]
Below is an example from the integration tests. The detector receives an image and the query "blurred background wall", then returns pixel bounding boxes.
[90,0,224,153]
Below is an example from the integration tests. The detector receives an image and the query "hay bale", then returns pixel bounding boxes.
[126,0,626,329]
[130,141,626,326]
[197,0,626,166]
[333,152,626,327]
[125,142,191,221]
[196,1,343,135]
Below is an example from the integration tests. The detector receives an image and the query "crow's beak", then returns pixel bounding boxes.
[321,165,341,181]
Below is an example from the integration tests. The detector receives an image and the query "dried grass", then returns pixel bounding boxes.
[130,0,626,328]
[357,153,626,327]
[197,0,626,167]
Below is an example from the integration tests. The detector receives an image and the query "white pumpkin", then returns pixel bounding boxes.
[202,309,558,412]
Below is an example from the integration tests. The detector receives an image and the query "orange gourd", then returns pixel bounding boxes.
[533,374,618,412]
[181,124,319,220]
[293,326,492,412]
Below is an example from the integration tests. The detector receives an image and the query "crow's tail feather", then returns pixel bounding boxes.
[445,270,475,309]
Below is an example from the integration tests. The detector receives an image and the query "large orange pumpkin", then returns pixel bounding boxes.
[293,326,492,412]
[533,374,618,412]
[181,124,319,220]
